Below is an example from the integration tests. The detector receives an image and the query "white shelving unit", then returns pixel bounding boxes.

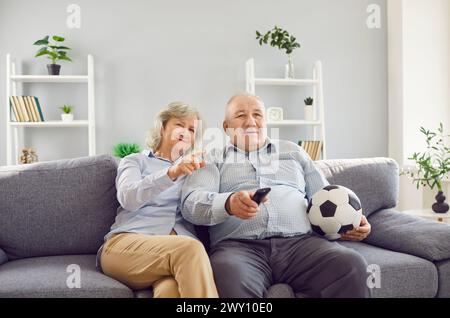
[245,58,327,159]
[5,54,96,165]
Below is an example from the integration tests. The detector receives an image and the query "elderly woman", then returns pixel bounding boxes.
[98,102,218,298]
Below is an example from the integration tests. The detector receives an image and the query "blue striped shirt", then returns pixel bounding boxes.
[181,139,329,246]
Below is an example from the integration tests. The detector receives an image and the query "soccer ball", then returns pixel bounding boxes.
[307,185,362,240]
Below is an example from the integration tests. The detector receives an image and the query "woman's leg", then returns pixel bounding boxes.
[152,276,180,298]
[100,232,218,298]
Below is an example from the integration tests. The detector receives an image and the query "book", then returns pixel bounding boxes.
[33,97,45,121]
[9,96,19,122]
[17,96,30,122]
[12,96,24,121]
[27,96,39,122]
[299,140,323,161]
[23,96,35,122]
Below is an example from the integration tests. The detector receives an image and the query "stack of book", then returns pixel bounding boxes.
[298,140,323,161]
[9,96,45,122]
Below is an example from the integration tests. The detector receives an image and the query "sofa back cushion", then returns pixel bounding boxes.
[0,155,119,260]
[315,157,399,217]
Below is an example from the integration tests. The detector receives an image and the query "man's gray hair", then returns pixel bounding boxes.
[225,92,265,119]
[146,101,202,151]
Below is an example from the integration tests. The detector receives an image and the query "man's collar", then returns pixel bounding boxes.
[225,138,277,154]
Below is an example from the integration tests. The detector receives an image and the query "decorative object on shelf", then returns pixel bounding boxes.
[304,97,314,121]
[256,26,301,79]
[59,105,74,122]
[403,123,450,213]
[266,107,284,122]
[33,35,72,75]
[113,143,141,158]
[20,148,38,164]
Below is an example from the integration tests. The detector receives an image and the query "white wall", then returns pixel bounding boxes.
[0,0,388,165]
[388,0,450,210]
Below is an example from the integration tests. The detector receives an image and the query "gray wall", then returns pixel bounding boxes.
[0,0,387,165]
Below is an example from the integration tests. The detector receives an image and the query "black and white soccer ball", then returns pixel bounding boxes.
[307,185,362,240]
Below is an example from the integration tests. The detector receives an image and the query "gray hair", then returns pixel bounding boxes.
[146,101,202,151]
[225,92,265,120]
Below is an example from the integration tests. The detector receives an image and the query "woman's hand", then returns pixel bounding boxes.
[167,151,206,180]
[340,215,371,241]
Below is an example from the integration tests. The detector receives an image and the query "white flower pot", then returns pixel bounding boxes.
[304,105,314,121]
[61,114,74,122]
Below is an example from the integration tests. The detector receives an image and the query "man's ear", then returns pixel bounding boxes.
[222,120,228,133]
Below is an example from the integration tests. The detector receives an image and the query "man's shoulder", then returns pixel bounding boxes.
[272,139,302,152]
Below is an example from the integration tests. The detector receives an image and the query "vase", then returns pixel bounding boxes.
[304,105,314,121]
[47,64,61,75]
[61,114,74,122]
[285,54,295,79]
[432,191,450,214]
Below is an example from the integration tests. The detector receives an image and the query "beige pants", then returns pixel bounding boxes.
[100,231,218,298]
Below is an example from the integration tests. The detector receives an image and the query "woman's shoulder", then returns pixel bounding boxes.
[118,151,149,169]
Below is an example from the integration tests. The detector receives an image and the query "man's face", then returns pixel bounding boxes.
[223,96,267,152]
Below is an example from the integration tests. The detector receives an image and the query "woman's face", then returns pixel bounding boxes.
[161,116,198,158]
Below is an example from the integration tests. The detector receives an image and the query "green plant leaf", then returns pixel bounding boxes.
[113,143,141,158]
[48,51,58,59]
[52,35,65,42]
[49,45,71,50]
[58,55,72,62]
[35,48,50,57]
[33,35,49,46]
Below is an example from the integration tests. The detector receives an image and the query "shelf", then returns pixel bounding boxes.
[8,120,89,127]
[10,75,88,83]
[254,78,318,86]
[267,120,322,126]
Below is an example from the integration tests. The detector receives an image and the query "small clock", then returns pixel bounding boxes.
[266,107,284,122]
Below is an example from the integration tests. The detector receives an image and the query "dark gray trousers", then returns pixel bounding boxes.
[209,234,371,298]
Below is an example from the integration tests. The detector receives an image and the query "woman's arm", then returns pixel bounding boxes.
[116,155,175,212]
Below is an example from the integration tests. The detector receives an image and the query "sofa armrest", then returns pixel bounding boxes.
[0,247,8,265]
[316,157,399,217]
[365,209,450,262]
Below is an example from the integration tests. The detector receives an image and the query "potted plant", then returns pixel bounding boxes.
[405,123,450,213]
[304,97,314,121]
[33,35,72,75]
[256,26,301,79]
[59,105,74,122]
[113,143,141,159]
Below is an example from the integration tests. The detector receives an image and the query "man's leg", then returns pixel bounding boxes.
[271,234,371,298]
[209,239,272,298]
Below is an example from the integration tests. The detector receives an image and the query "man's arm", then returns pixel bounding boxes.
[181,162,233,226]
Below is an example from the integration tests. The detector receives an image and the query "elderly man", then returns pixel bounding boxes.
[181,93,372,298]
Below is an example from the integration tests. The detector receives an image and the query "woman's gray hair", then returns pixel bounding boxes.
[146,101,203,151]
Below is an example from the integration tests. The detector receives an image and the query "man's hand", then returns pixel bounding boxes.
[167,151,205,181]
[225,190,268,220]
[340,215,371,241]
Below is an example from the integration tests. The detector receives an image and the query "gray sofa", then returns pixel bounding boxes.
[1,154,450,298]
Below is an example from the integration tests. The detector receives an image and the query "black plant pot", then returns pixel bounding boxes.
[47,64,61,75]
[432,191,449,214]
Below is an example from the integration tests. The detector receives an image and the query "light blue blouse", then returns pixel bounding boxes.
[104,150,197,241]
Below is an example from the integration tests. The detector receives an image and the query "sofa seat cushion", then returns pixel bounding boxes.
[339,241,438,298]
[367,209,450,262]
[0,255,133,298]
